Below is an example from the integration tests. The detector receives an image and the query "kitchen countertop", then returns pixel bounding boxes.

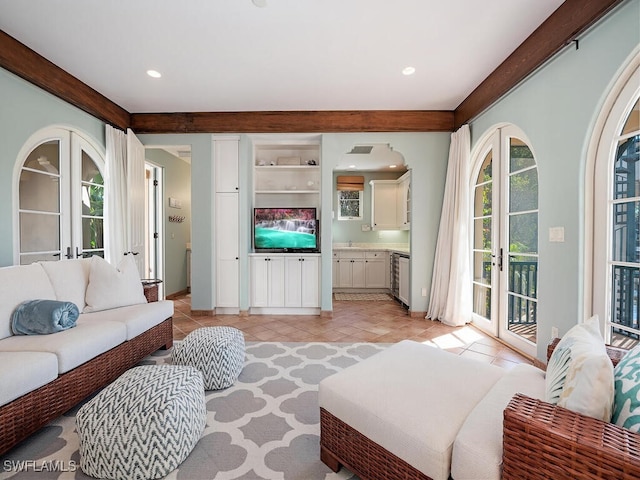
[332,243,410,255]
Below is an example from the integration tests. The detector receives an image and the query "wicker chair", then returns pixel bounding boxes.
[502,339,640,480]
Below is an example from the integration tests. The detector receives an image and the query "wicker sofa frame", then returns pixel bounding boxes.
[320,339,640,480]
[0,285,172,456]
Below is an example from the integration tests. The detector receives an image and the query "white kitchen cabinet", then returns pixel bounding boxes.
[250,255,285,307]
[364,251,387,288]
[396,171,411,230]
[336,251,365,288]
[370,180,397,230]
[284,255,320,308]
[399,256,410,306]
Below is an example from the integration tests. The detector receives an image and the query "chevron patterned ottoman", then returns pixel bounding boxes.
[172,326,245,390]
[76,365,206,480]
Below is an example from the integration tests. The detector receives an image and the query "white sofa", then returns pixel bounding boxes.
[319,339,546,480]
[0,258,174,455]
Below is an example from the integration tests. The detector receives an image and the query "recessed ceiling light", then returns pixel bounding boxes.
[348,165,356,169]
[389,165,397,168]
[402,66,416,76]
[147,70,162,78]
[252,0,267,7]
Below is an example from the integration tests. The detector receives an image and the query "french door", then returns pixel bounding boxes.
[471,125,539,357]
[16,127,105,264]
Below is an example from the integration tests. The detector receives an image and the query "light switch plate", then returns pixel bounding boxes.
[549,226,564,242]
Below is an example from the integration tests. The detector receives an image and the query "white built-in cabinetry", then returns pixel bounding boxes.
[333,250,388,290]
[214,136,240,312]
[370,171,411,230]
[398,256,410,306]
[250,254,320,313]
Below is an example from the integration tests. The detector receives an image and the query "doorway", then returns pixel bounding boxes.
[471,125,539,357]
[145,162,164,298]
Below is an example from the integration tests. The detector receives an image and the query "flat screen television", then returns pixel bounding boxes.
[253,207,319,252]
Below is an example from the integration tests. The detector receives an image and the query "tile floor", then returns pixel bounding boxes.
[171,294,533,369]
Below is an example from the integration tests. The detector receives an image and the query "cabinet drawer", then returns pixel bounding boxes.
[338,250,366,259]
[365,251,386,259]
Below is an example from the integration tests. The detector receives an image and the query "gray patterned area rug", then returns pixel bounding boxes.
[1,342,389,480]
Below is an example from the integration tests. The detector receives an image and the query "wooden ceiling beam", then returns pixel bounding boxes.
[129,110,454,134]
[454,0,625,129]
[0,30,130,130]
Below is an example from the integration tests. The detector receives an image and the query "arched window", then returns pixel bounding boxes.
[14,127,105,264]
[591,56,640,348]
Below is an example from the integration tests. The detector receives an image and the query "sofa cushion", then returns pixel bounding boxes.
[451,364,546,480]
[0,351,59,407]
[545,315,613,421]
[0,317,126,374]
[611,343,640,432]
[82,300,174,340]
[12,299,79,335]
[318,340,505,480]
[84,255,147,313]
[0,263,56,340]
[40,258,91,311]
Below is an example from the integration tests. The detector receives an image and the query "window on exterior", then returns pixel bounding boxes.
[592,58,639,349]
[337,190,363,220]
[610,98,640,346]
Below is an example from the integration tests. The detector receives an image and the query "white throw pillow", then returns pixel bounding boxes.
[83,255,147,313]
[545,315,614,421]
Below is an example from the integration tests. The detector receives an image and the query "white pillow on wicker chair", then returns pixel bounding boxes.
[83,255,147,313]
[545,315,614,421]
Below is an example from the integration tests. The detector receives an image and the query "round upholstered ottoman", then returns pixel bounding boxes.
[76,365,206,480]
[172,326,245,390]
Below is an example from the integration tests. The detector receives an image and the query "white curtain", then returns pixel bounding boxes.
[427,124,472,326]
[105,125,128,264]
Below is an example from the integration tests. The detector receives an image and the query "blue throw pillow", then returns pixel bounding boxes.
[11,299,79,335]
[611,344,640,432]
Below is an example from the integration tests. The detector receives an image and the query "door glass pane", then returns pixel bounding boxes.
[473,284,491,320]
[622,99,640,136]
[506,292,537,341]
[82,151,103,184]
[508,255,538,299]
[473,218,491,250]
[478,151,492,181]
[509,138,535,172]
[19,212,60,252]
[474,182,492,217]
[19,170,60,212]
[612,201,640,263]
[82,184,104,216]
[611,266,639,343]
[509,212,538,254]
[23,141,60,173]
[82,217,104,250]
[509,168,538,212]
[473,252,492,285]
[614,135,640,200]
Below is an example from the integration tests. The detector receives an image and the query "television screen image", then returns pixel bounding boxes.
[254,208,318,251]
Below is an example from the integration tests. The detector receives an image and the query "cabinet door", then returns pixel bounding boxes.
[214,137,239,193]
[251,256,269,307]
[399,256,410,305]
[396,176,410,229]
[284,257,302,307]
[351,259,366,288]
[371,181,397,230]
[365,259,386,288]
[300,256,319,307]
[337,259,353,287]
[332,258,339,288]
[268,256,285,307]
[216,193,239,307]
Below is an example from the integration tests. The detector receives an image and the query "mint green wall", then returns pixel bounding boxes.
[469,0,640,359]
[331,170,410,245]
[145,149,192,296]
[137,134,214,311]
[0,68,105,267]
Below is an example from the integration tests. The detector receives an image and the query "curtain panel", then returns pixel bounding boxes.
[427,124,472,327]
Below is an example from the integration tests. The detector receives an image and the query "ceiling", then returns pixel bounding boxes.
[0,0,565,114]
